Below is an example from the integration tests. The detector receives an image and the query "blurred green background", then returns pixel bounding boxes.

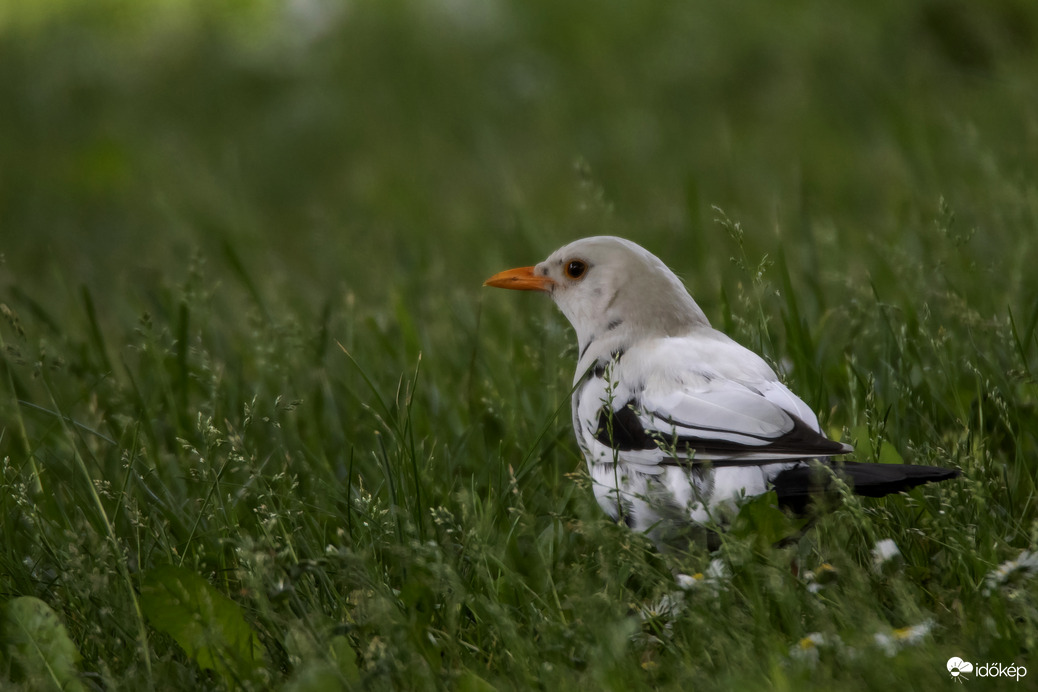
[3,0,1036,321]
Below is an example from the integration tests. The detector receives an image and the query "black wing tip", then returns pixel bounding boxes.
[850,462,960,496]
[772,460,960,513]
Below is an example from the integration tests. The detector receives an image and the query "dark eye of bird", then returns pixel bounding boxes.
[565,260,588,279]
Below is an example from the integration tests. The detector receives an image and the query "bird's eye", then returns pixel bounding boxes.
[565,260,588,280]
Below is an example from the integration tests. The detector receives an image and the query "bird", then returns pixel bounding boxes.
[484,236,958,546]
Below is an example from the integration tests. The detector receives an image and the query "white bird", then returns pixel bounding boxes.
[485,236,957,544]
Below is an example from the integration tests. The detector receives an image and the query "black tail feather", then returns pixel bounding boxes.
[773,461,960,515]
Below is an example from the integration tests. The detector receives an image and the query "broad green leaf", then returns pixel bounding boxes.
[281,626,359,691]
[1,596,85,692]
[457,669,498,692]
[328,635,360,683]
[141,565,264,685]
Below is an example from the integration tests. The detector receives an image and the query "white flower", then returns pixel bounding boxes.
[983,550,1038,596]
[676,559,730,592]
[872,538,902,570]
[803,563,838,594]
[675,573,700,589]
[789,632,828,668]
[638,593,685,622]
[873,620,933,656]
[633,593,685,644]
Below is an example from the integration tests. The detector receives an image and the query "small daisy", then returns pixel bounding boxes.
[676,558,730,592]
[872,538,902,571]
[789,632,829,668]
[803,563,838,594]
[873,621,934,657]
[982,550,1038,596]
[634,592,685,644]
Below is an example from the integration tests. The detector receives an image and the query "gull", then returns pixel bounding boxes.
[485,236,958,544]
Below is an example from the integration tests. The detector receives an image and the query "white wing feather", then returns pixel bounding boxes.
[574,332,846,469]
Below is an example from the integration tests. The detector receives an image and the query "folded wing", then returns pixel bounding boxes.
[585,374,850,467]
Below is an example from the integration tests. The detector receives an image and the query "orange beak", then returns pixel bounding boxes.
[483,266,554,292]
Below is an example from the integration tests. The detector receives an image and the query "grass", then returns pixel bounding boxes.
[1,0,1037,689]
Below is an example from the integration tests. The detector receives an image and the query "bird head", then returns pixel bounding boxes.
[485,236,709,355]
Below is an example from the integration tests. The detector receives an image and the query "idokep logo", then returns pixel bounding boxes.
[947,656,1027,683]
[947,657,973,681]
